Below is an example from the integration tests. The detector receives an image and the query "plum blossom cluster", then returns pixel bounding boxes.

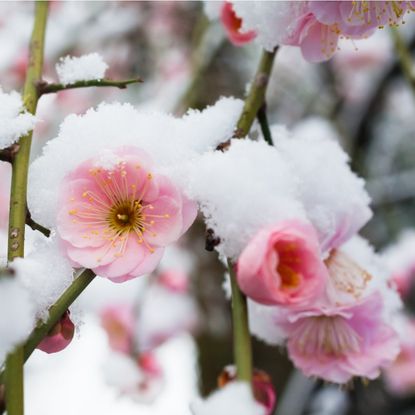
[216,1,415,62]
[100,267,198,402]
[186,119,402,384]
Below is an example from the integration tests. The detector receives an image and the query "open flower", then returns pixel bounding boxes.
[220,2,256,46]
[57,146,197,282]
[237,220,328,306]
[280,293,400,384]
[37,310,74,354]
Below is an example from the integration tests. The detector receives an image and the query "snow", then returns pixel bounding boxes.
[13,236,75,322]
[0,276,35,364]
[0,87,37,149]
[28,98,243,229]
[56,53,108,85]
[185,139,305,260]
[191,382,265,415]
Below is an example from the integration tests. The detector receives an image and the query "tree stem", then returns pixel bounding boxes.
[391,27,415,98]
[257,104,273,145]
[38,77,142,95]
[228,261,253,382]
[5,3,48,414]
[234,48,277,138]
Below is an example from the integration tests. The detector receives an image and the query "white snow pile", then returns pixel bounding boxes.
[191,382,265,415]
[185,139,305,260]
[56,53,109,85]
[28,97,243,229]
[0,87,37,149]
[13,235,74,322]
[0,276,35,364]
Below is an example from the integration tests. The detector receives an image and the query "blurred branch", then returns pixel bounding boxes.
[37,77,143,95]
[350,33,415,173]
[390,27,415,98]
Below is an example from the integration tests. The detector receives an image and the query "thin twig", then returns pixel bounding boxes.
[257,103,273,145]
[37,77,143,95]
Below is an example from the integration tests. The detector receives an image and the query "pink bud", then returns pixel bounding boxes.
[37,310,74,354]
[158,270,188,293]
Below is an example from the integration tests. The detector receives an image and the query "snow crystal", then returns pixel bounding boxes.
[56,53,108,85]
[13,235,74,321]
[0,87,37,149]
[191,382,265,415]
[273,120,372,253]
[185,139,305,260]
[0,276,35,364]
[28,98,242,229]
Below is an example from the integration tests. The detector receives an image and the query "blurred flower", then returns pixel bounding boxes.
[236,220,328,306]
[384,319,415,396]
[220,2,256,46]
[280,293,400,384]
[135,273,198,351]
[57,146,197,282]
[100,303,135,354]
[37,310,74,354]
[158,269,189,293]
[218,366,276,415]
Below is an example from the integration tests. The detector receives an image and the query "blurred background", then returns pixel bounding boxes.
[1,2,415,414]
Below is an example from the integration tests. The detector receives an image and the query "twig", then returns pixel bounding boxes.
[37,77,143,95]
[25,207,50,237]
[257,103,273,145]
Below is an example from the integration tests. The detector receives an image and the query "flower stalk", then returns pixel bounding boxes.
[5,2,49,414]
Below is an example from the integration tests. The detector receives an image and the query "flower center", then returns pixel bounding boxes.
[293,316,362,357]
[275,241,302,290]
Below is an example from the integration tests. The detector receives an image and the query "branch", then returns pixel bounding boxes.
[257,103,273,145]
[37,77,143,95]
[25,207,50,237]
[228,260,252,382]
[5,2,49,414]
[234,48,277,138]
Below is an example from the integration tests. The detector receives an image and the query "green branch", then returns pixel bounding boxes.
[0,269,96,386]
[391,27,415,98]
[228,260,253,382]
[38,77,143,95]
[5,2,49,414]
[234,49,277,138]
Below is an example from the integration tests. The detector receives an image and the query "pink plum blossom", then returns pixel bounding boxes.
[0,162,10,230]
[236,220,328,306]
[279,293,400,384]
[100,304,135,354]
[56,146,197,282]
[220,2,256,46]
[384,319,415,396]
[37,310,75,354]
[232,1,415,62]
